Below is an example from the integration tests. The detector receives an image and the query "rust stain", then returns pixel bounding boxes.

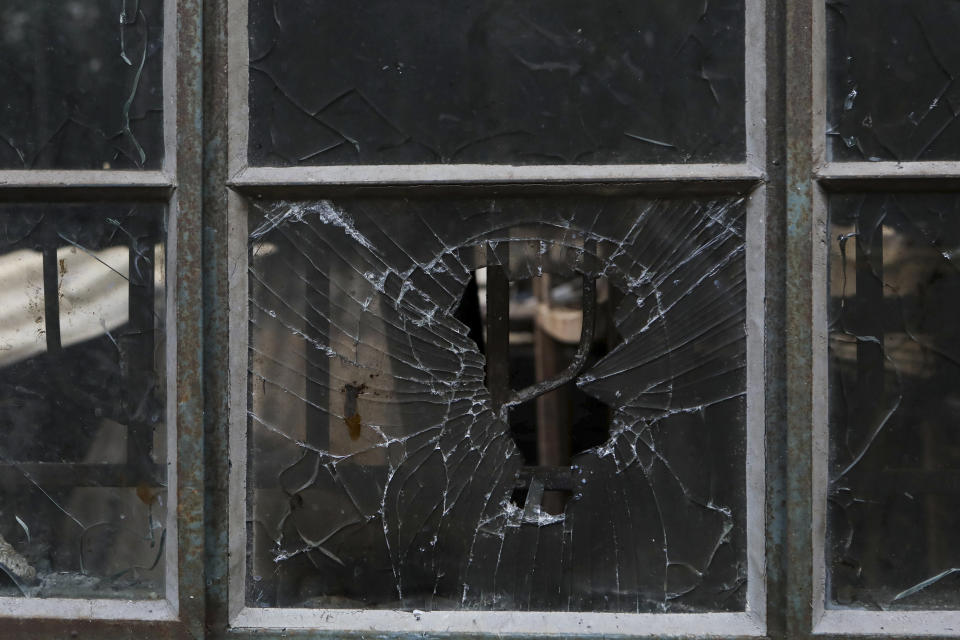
[136,483,161,505]
[345,413,363,440]
[343,382,367,440]
[58,258,67,276]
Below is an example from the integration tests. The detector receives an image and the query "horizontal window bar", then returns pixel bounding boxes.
[232,608,765,637]
[815,610,960,637]
[231,164,763,188]
[0,597,177,622]
[0,171,173,201]
[818,161,960,185]
[0,171,174,189]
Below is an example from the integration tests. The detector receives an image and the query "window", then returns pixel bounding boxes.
[0,0,201,636]
[789,1,960,635]
[0,1,957,638]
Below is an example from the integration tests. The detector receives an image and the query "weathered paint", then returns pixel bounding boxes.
[176,0,207,635]
[784,1,816,640]
[202,0,234,637]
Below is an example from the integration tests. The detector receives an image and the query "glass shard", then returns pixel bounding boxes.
[828,193,960,609]
[248,0,746,165]
[0,203,167,598]
[0,1,164,169]
[246,196,748,612]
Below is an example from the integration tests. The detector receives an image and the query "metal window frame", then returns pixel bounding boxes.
[200,0,777,638]
[0,0,204,638]
[11,0,960,638]
[785,1,960,639]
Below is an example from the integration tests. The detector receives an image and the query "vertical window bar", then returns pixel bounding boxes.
[785,0,820,638]
[485,243,511,414]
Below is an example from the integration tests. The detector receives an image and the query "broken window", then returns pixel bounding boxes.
[246,196,748,612]
[10,0,960,637]
[828,193,960,609]
[0,204,167,599]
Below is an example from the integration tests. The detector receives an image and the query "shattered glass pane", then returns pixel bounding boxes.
[0,1,164,169]
[248,0,745,165]
[826,0,960,162]
[0,204,166,598]
[247,196,748,611]
[828,193,960,609]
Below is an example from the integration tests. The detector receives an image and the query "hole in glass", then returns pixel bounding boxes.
[454,255,619,515]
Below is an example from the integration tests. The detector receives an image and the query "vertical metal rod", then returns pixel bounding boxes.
[485,242,511,414]
[533,274,569,515]
[175,0,207,629]
[785,0,819,635]
[533,274,567,468]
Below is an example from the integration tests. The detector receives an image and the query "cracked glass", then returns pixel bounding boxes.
[246,196,748,611]
[828,193,960,609]
[826,0,960,162]
[247,0,746,166]
[0,203,167,598]
[0,1,164,169]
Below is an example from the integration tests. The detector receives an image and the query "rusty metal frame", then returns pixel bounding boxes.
[12,0,960,636]
[784,1,818,637]
[0,0,204,638]
[10,0,938,637]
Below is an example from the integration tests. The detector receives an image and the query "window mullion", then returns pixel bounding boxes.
[171,0,205,635]
[784,2,821,640]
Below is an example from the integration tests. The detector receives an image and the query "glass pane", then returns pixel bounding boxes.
[248,0,746,166]
[827,0,960,162]
[0,204,167,599]
[828,193,960,609]
[247,196,748,611]
[0,1,164,169]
